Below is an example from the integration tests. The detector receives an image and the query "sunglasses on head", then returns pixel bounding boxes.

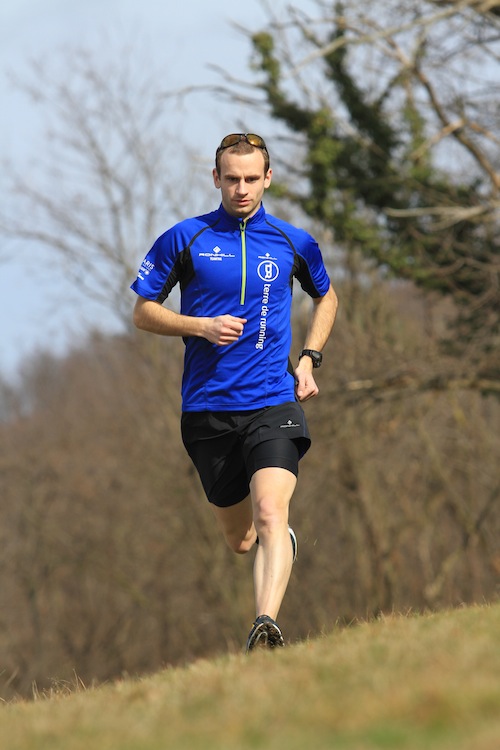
[216,133,268,153]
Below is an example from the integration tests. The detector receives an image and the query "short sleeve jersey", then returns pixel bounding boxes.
[131,204,330,411]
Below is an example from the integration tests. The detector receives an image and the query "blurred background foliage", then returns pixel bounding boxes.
[0,0,498,699]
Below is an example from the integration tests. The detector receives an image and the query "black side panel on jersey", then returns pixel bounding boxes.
[156,221,220,304]
[292,253,323,298]
[156,246,194,304]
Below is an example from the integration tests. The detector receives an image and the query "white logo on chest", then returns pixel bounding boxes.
[198,246,236,261]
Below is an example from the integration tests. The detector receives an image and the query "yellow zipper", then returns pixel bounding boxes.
[239,220,247,305]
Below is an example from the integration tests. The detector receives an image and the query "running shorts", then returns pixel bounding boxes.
[181,401,311,507]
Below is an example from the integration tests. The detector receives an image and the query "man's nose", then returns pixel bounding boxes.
[235,179,247,194]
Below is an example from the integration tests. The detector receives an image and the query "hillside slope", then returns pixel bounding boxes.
[3,603,500,750]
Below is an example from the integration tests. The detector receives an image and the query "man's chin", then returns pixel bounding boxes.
[228,202,258,218]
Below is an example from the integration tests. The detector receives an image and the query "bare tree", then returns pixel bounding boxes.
[1,277,498,700]
[215,0,500,390]
[0,41,208,327]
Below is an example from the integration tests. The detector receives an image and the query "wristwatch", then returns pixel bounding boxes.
[299,349,323,368]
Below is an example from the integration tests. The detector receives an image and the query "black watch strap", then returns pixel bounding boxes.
[299,349,323,368]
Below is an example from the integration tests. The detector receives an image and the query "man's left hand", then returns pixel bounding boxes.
[294,361,319,402]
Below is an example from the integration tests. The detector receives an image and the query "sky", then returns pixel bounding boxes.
[0,0,313,383]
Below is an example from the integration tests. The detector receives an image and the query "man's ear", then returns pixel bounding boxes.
[213,168,221,189]
[264,168,273,188]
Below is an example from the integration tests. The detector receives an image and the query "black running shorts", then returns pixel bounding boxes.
[181,401,311,507]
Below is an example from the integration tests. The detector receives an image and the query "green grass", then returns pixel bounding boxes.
[3,603,500,749]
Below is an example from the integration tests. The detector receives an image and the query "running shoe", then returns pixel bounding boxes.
[246,614,285,652]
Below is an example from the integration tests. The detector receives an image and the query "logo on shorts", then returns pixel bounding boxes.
[280,419,300,429]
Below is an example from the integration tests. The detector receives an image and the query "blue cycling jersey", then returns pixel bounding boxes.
[131,203,331,411]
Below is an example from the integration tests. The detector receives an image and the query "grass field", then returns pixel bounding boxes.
[2,602,500,749]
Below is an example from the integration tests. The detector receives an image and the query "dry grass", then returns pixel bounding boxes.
[3,602,500,749]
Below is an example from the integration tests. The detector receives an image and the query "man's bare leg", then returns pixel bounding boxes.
[249,466,297,620]
[210,496,256,554]
[210,467,297,649]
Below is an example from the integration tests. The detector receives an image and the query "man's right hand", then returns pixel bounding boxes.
[203,315,247,346]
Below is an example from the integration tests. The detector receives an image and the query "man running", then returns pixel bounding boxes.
[131,133,338,651]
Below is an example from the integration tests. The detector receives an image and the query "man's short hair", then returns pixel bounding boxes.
[215,139,270,176]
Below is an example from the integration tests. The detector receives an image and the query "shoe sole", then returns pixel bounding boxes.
[246,620,285,652]
[289,526,297,563]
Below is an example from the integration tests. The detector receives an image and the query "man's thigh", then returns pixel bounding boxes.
[246,438,300,481]
[181,404,308,508]
[181,411,250,507]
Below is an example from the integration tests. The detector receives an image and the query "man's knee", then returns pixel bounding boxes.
[252,488,290,525]
[253,513,288,541]
[252,492,291,541]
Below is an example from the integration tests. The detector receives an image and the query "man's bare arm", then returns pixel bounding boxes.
[294,284,338,401]
[133,297,247,346]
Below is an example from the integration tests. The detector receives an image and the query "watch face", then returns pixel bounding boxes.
[311,352,322,367]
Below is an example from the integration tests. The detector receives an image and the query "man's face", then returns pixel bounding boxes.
[213,150,272,220]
